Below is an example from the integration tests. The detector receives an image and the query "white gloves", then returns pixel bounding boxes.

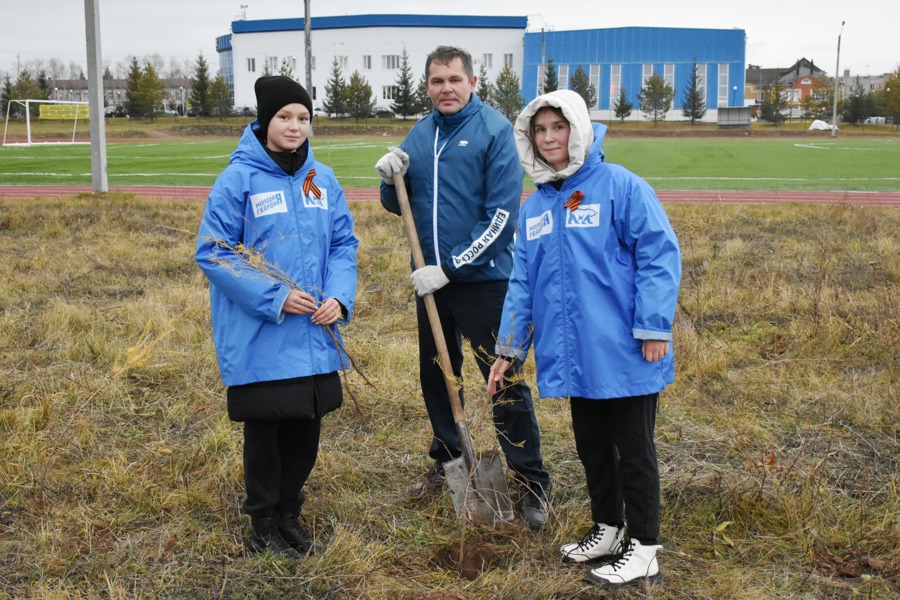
[374,146,410,185]
[410,265,450,296]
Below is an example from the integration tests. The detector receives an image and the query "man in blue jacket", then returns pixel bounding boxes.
[375,46,550,529]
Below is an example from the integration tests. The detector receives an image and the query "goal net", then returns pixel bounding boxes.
[2,99,91,146]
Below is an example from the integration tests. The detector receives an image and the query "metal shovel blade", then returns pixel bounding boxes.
[444,450,515,525]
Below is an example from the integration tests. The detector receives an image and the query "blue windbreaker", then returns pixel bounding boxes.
[380,94,523,281]
[497,91,681,400]
[196,123,359,386]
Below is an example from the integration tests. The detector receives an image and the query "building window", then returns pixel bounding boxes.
[697,64,707,92]
[664,63,675,89]
[267,56,278,72]
[382,85,399,100]
[382,55,401,70]
[311,87,316,100]
[247,58,256,72]
[559,65,569,90]
[336,55,348,70]
[643,64,653,85]
[504,54,513,69]
[482,54,493,69]
[590,65,600,108]
[610,64,622,98]
[717,64,729,106]
[363,55,372,70]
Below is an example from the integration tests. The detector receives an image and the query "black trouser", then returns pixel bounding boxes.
[416,280,550,492]
[570,393,660,543]
[242,417,321,517]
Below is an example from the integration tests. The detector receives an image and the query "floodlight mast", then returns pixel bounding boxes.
[84,0,109,191]
[831,21,845,138]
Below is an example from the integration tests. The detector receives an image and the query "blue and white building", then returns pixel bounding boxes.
[217,14,745,121]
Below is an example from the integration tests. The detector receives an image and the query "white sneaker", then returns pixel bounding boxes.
[586,538,663,589]
[560,523,625,563]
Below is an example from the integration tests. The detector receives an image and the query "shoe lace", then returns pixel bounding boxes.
[577,524,607,550]
[605,538,634,571]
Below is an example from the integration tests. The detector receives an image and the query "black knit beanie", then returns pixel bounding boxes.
[254,75,313,132]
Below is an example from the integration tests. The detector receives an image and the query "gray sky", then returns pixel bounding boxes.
[2,1,897,80]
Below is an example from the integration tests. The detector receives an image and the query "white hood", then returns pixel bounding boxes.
[514,90,594,184]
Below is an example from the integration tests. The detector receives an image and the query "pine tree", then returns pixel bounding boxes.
[344,70,375,122]
[759,81,789,125]
[279,57,295,79]
[189,53,212,117]
[124,57,147,118]
[1,74,15,117]
[637,72,674,125]
[140,62,167,120]
[569,66,597,109]
[681,61,707,124]
[612,87,633,122]
[391,49,418,119]
[210,74,233,121]
[323,57,347,118]
[476,63,493,106]
[415,74,431,115]
[37,70,52,99]
[542,58,558,93]
[493,65,523,123]
[103,66,114,80]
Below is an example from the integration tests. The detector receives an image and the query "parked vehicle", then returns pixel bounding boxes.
[104,104,128,118]
[370,107,395,119]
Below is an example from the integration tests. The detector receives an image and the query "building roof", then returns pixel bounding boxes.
[231,14,528,35]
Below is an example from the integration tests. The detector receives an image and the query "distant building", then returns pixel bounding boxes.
[217,14,746,122]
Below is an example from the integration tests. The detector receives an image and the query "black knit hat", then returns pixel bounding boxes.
[254,75,313,132]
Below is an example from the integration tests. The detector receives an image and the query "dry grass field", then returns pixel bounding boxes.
[0,193,897,599]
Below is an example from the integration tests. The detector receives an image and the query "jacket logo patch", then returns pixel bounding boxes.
[452,208,509,268]
[565,203,600,228]
[250,191,288,218]
[303,189,328,210]
[458,140,469,147]
[526,210,553,240]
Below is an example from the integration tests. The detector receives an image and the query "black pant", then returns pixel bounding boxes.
[570,394,660,543]
[416,280,550,492]
[242,417,321,517]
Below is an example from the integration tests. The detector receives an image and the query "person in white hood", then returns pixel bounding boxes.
[488,90,681,590]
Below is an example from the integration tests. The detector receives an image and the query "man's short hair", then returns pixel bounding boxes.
[425,46,474,79]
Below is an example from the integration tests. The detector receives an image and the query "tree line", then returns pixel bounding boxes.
[1,53,233,121]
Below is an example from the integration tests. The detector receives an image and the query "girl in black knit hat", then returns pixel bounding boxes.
[196,75,359,559]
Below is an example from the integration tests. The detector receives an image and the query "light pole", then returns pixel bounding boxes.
[732,85,737,106]
[831,20,845,138]
[180,86,185,116]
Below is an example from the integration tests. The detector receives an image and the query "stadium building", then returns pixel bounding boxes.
[217,14,745,121]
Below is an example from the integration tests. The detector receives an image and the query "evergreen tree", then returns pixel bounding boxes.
[391,49,418,119]
[493,65,523,123]
[542,58,558,93]
[884,67,900,131]
[210,74,233,121]
[759,81,788,125]
[124,57,148,118]
[637,72,674,125]
[476,63,492,107]
[681,61,707,124]
[11,72,44,117]
[415,74,432,115]
[103,66,114,80]
[140,62,167,120]
[37,70,52,99]
[189,53,212,117]
[569,66,597,110]
[841,78,869,125]
[1,74,14,117]
[279,57,295,79]
[612,87,633,122]
[323,57,347,118]
[344,70,375,122]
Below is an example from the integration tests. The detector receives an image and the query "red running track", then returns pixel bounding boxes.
[1,185,899,206]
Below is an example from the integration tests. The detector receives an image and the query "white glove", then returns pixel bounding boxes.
[410,265,450,296]
[374,146,410,184]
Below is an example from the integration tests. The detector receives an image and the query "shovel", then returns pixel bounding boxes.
[393,171,514,525]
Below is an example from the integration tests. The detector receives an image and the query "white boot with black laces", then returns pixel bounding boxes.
[559,522,625,563]
[586,538,663,589]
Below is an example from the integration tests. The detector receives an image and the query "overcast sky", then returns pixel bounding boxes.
[2,1,897,80]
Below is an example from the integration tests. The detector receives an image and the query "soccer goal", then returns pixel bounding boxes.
[2,99,91,146]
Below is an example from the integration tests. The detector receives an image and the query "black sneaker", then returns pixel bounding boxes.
[520,490,548,530]
[274,512,321,555]
[248,516,303,559]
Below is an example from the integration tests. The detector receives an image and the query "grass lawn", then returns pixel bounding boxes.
[2,118,899,191]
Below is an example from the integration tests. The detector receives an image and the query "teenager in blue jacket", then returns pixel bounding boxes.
[488,90,681,589]
[375,46,550,529]
[196,76,358,559]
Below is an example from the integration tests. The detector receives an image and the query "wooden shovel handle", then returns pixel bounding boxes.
[393,172,466,425]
